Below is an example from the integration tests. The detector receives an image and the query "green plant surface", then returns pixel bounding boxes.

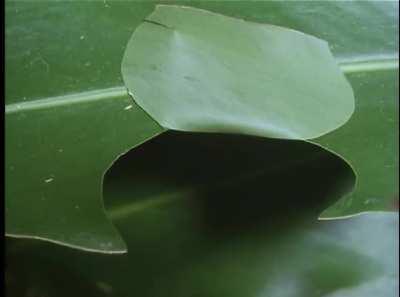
[5,0,398,254]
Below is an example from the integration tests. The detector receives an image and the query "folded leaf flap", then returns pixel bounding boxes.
[122,5,355,140]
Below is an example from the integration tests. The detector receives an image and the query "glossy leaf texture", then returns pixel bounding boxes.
[5,1,398,253]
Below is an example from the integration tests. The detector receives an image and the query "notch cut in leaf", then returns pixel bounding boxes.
[105,131,356,227]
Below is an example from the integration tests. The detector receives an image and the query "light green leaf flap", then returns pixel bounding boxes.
[122,5,355,140]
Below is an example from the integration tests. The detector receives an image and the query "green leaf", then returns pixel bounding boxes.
[4,2,398,295]
[5,1,397,253]
[122,5,354,140]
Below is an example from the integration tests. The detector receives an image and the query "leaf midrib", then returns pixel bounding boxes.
[5,56,398,113]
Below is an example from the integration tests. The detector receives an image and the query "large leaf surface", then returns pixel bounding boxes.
[5,1,398,252]
[5,2,398,295]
